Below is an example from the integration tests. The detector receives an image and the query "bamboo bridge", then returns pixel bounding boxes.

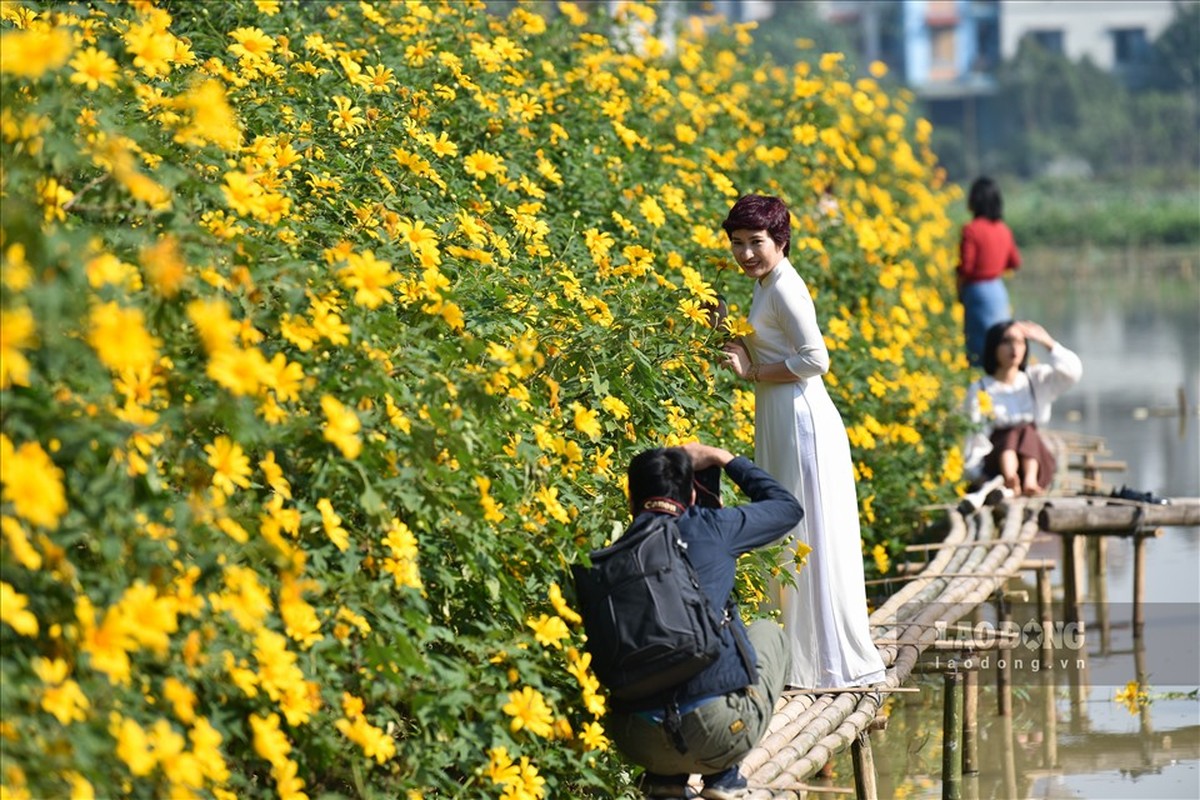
[725,433,1200,800]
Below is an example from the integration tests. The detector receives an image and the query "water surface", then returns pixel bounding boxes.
[823,246,1200,799]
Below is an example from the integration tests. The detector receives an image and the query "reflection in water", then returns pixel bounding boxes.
[824,249,1200,798]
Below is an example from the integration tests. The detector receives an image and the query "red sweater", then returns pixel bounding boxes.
[958,218,1021,284]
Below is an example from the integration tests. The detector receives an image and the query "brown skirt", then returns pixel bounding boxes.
[983,423,1056,490]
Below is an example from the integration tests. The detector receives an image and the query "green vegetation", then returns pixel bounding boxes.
[1002,178,1200,248]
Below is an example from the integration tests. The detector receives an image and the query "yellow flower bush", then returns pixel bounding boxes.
[1,1,969,796]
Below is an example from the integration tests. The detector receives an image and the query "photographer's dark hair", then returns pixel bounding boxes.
[968,176,1004,221]
[627,447,693,515]
[982,320,1029,375]
[722,194,791,256]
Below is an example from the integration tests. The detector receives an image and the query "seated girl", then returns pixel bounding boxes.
[963,320,1083,496]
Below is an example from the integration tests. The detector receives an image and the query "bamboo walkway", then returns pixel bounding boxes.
[737,495,1043,798]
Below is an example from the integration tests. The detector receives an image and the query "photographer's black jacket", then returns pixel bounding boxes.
[632,456,802,711]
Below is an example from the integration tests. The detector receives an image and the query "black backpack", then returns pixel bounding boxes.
[570,514,727,701]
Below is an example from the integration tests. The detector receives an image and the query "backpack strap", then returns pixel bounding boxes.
[662,701,688,754]
[724,602,759,685]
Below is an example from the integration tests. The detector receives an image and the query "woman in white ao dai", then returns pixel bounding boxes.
[721,195,885,689]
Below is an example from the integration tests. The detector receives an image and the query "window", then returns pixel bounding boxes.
[1112,28,1150,65]
[932,26,957,66]
[1025,29,1064,55]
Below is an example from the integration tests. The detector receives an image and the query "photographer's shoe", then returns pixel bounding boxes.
[639,772,694,798]
[700,767,749,799]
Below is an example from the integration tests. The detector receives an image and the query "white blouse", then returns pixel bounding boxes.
[748,259,829,379]
[962,343,1083,478]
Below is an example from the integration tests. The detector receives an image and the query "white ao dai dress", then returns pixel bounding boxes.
[745,259,886,689]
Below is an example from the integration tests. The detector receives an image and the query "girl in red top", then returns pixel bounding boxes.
[958,177,1021,366]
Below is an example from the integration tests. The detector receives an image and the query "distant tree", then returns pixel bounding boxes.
[749,1,859,69]
[1149,0,1200,92]
[989,33,1197,180]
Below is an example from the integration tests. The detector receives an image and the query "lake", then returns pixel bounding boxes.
[822,246,1200,799]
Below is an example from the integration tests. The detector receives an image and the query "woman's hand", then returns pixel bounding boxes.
[1017,321,1056,349]
[722,341,751,379]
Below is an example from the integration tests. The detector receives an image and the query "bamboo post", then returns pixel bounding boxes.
[962,668,979,776]
[942,671,963,800]
[1060,533,1084,635]
[996,593,1013,718]
[851,729,878,800]
[1040,670,1058,769]
[1035,562,1053,666]
[1134,637,1154,752]
[1090,536,1111,653]
[1000,708,1018,800]
[1132,530,1154,639]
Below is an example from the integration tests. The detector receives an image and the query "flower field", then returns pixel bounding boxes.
[0,1,969,797]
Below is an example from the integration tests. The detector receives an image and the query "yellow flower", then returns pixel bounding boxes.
[512,756,547,799]
[679,298,710,326]
[190,718,230,783]
[0,307,36,389]
[259,451,292,499]
[317,498,350,552]
[475,476,506,524]
[321,394,362,460]
[1114,680,1150,715]
[112,715,156,776]
[502,686,555,739]
[0,582,38,636]
[124,21,175,78]
[174,79,242,152]
[794,541,813,568]
[463,150,506,180]
[228,26,275,62]
[339,250,399,308]
[364,64,394,93]
[328,96,366,135]
[263,353,304,404]
[639,196,665,227]
[486,746,521,786]
[204,435,252,495]
[526,614,570,649]
[382,517,422,589]
[0,437,67,529]
[163,677,197,724]
[0,26,73,78]
[580,721,610,751]
[819,51,845,72]
[1,516,41,570]
[872,543,890,575]
[976,388,994,418]
[87,302,161,374]
[249,712,292,768]
[69,46,119,90]
[548,582,582,626]
[207,346,270,397]
[572,402,602,441]
[140,235,188,298]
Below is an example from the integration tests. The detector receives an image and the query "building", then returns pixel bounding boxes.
[999,0,1177,87]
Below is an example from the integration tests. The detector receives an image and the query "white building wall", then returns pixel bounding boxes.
[999,0,1179,69]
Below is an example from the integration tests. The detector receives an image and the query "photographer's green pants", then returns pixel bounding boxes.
[606,619,790,776]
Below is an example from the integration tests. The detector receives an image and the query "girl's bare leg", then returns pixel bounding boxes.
[999,450,1022,495]
[1022,458,1042,496]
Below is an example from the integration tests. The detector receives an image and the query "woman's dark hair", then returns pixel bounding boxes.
[627,447,693,513]
[982,320,1029,375]
[722,194,791,256]
[967,176,1003,221]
